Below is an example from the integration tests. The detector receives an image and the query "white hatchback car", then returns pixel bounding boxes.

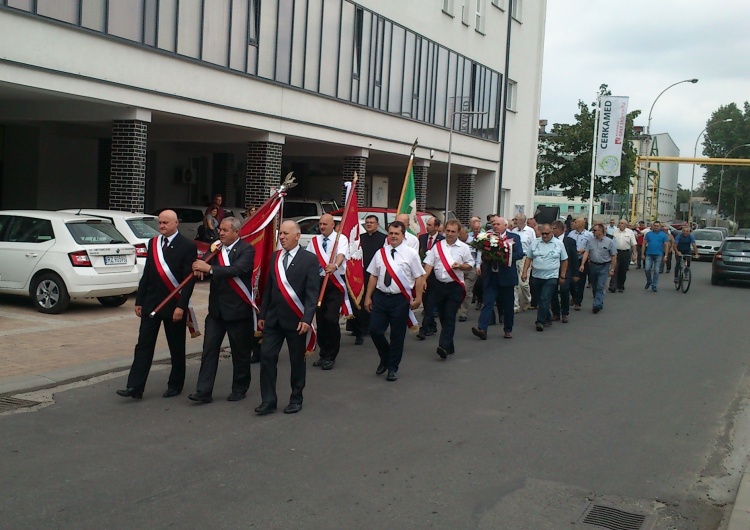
[60,209,159,274]
[0,211,140,314]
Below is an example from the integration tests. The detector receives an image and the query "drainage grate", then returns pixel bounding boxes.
[0,396,41,412]
[575,502,653,530]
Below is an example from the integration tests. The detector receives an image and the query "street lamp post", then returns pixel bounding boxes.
[688,118,733,223]
[716,143,750,226]
[641,78,698,222]
[445,103,487,223]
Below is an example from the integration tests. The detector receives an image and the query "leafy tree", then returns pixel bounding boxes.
[537,84,641,201]
[701,102,750,226]
[675,184,691,220]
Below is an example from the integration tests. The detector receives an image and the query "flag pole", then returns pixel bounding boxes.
[149,173,295,317]
[397,138,419,210]
[317,173,358,308]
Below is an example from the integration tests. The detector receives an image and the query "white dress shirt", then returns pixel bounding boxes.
[511,225,537,254]
[367,243,425,294]
[423,239,475,283]
[613,227,637,250]
[306,232,349,276]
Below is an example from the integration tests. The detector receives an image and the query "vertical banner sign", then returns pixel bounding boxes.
[595,96,629,176]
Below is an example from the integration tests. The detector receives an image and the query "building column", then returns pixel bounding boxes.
[456,170,477,226]
[245,138,283,208]
[342,154,367,206]
[109,120,147,212]
[413,161,429,212]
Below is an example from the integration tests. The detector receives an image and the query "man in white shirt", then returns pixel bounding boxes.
[511,213,536,312]
[605,218,617,237]
[568,217,593,310]
[395,213,420,252]
[365,220,425,381]
[305,214,348,371]
[422,219,474,360]
[609,218,637,293]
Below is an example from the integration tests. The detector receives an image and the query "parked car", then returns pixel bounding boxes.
[60,209,159,274]
[712,236,750,285]
[736,228,750,237]
[150,206,237,240]
[283,199,338,219]
[692,229,725,260]
[330,207,430,236]
[702,226,729,238]
[0,211,140,313]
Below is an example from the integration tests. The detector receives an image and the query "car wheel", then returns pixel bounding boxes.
[97,294,129,307]
[31,272,71,314]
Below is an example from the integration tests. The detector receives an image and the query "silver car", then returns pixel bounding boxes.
[693,229,724,260]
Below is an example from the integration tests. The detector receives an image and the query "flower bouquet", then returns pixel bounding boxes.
[469,232,512,267]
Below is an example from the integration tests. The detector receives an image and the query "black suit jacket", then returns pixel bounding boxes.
[562,235,579,281]
[360,231,387,271]
[418,232,445,257]
[208,239,255,321]
[259,247,320,331]
[136,233,197,316]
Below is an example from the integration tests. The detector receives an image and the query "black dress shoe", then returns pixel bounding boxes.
[386,371,397,382]
[436,347,448,360]
[162,388,181,398]
[116,388,143,399]
[249,355,260,364]
[458,316,467,322]
[283,403,302,414]
[312,359,324,367]
[376,364,387,375]
[255,402,277,415]
[608,288,616,293]
[227,392,246,402]
[471,327,487,340]
[188,392,213,403]
[416,331,426,340]
[354,336,364,345]
[321,360,335,370]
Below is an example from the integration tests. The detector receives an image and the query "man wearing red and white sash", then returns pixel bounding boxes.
[189,217,255,404]
[364,221,425,382]
[422,219,474,360]
[306,213,349,371]
[256,220,320,415]
[117,210,197,400]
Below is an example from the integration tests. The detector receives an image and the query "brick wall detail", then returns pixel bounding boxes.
[109,120,147,212]
[342,156,367,206]
[413,165,429,212]
[245,142,283,208]
[456,173,476,227]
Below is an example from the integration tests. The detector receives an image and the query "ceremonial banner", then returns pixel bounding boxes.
[595,96,629,177]
[343,181,365,308]
[397,139,420,235]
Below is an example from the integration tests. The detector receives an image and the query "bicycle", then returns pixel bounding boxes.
[674,253,697,293]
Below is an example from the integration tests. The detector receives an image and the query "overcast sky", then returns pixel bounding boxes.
[540,0,750,190]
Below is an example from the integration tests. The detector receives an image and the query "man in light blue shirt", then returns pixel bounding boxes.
[579,223,617,313]
[521,224,568,331]
[641,220,669,292]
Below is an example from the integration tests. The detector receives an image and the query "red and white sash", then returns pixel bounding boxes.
[380,247,419,328]
[216,244,258,329]
[152,236,200,338]
[435,241,466,301]
[275,251,317,352]
[311,236,353,317]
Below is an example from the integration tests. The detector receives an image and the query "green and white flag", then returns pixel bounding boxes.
[398,165,418,235]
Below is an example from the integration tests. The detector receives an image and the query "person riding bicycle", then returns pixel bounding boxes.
[673,225,699,284]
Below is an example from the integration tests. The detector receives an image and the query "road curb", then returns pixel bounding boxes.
[728,471,750,530]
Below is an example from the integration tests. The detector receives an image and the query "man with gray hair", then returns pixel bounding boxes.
[511,213,536,312]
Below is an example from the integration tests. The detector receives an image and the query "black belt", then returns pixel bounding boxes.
[376,290,402,297]
[589,261,610,265]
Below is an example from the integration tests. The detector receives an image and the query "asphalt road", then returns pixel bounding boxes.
[1,261,748,529]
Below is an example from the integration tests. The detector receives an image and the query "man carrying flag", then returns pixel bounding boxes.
[189,217,255,403]
[306,213,350,371]
[364,220,425,382]
[117,209,197,400]
[256,220,320,415]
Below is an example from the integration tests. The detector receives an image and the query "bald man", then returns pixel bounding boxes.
[395,213,421,252]
[117,210,197,400]
[306,213,348,370]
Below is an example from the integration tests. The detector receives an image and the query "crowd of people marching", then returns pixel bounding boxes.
[116,201,700,416]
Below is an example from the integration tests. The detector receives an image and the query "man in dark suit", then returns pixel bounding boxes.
[117,210,197,400]
[351,215,387,344]
[256,220,320,415]
[417,216,444,339]
[189,217,255,403]
[471,216,524,340]
[550,220,579,323]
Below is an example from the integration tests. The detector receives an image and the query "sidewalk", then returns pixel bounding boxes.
[0,283,213,395]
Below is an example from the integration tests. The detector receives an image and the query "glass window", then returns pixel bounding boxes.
[66,221,128,245]
[275,0,294,83]
[248,0,261,45]
[491,0,505,9]
[202,0,231,67]
[284,203,318,218]
[176,0,201,58]
[108,0,145,42]
[511,0,522,20]
[475,0,486,34]
[353,7,364,78]
[3,217,55,243]
[461,0,470,25]
[37,0,79,24]
[506,79,517,111]
[6,0,34,12]
[442,0,454,16]
[127,218,160,239]
[298,218,321,235]
[81,0,106,31]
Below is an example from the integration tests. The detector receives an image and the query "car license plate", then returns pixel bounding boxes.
[733,257,750,263]
[104,255,128,265]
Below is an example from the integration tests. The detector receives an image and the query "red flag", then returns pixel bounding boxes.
[343,180,365,309]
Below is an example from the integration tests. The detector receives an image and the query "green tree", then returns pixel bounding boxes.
[701,102,750,226]
[537,85,640,200]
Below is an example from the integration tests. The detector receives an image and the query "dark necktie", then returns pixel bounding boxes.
[384,248,396,287]
[162,236,168,252]
[319,236,329,274]
[283,251,290,271]
[428,236,434,250]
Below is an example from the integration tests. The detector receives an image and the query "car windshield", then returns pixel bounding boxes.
[298,218,321,234]
[127,217,160,239]
[725,241,750,252]
[693,230,723,241]
[284,203,318,218]
[66,220,129,245]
